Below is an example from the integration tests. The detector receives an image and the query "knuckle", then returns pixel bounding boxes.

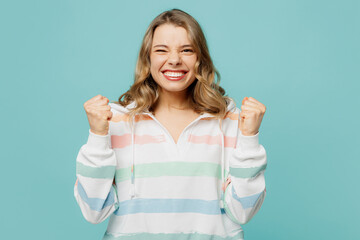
[250,111,257,116]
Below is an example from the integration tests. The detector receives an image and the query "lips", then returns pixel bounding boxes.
[162,70,188,81]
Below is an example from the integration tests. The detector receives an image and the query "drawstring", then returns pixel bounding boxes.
[129,115,136,198]
[219,119,225,209]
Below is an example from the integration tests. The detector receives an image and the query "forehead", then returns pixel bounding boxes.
[152,24,192,46]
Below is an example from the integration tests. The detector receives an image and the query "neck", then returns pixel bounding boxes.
[154,88,192,113]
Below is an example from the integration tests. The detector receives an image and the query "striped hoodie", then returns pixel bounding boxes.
[74,97,267,240]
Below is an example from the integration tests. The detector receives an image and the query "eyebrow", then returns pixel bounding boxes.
[153,44,193,48]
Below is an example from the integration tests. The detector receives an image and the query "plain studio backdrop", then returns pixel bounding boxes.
[1,0,359,239]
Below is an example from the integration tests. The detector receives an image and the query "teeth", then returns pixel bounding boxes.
[163,71,185,77]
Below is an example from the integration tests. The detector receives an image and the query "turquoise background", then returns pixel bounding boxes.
[1,0,359,239]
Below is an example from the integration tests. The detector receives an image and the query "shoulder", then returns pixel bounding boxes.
[224,108,240,121]
[225,97,241,118]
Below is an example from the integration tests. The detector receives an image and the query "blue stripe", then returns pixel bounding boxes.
[77,181,115,211]
[114,198,226,216]
[231,186,263,209]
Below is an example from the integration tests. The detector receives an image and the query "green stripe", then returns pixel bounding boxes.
[115,167,131,182]
[230,164,267,178]
[115,162,222,183]
[103,231,243,240]
[76,162,115,179]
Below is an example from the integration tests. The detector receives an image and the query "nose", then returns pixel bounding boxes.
[167,51,181,65]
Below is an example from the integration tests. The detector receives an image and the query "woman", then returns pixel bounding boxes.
[74,9,267,240]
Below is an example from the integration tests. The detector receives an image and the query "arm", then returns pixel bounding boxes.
[74,130,119,224]
[223,129,267,225]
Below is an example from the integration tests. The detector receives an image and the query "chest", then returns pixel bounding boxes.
[110,114,234,202]
[110,114,233,183]
[153,112,201,144]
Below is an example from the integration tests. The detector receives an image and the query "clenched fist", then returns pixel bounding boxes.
[239,97,266,136]
[84,95,113,136]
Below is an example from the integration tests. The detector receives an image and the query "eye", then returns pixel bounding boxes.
[182,49,194,53]
[155,49,166,52]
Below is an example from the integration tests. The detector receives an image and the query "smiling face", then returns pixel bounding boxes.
[150,24,197,95]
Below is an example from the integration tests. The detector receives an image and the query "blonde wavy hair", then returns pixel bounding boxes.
[114,9,233,126]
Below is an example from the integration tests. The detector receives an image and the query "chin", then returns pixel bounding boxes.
[160,86,188,93]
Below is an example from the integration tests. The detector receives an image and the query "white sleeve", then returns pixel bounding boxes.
[73,130,119,224]
[223,129,267,225]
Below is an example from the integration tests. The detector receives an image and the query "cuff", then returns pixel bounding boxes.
[87,129,111,150]
[238,131,260,153]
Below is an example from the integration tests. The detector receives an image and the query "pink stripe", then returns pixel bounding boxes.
[225,136,237,148]
[111,134,132,148]
[111,134,166,148]
[187,134,236,148]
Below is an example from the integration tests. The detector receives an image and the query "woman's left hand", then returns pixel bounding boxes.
[239,97,266,136]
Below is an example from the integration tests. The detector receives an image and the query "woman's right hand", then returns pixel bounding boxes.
[84,95,113,136]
